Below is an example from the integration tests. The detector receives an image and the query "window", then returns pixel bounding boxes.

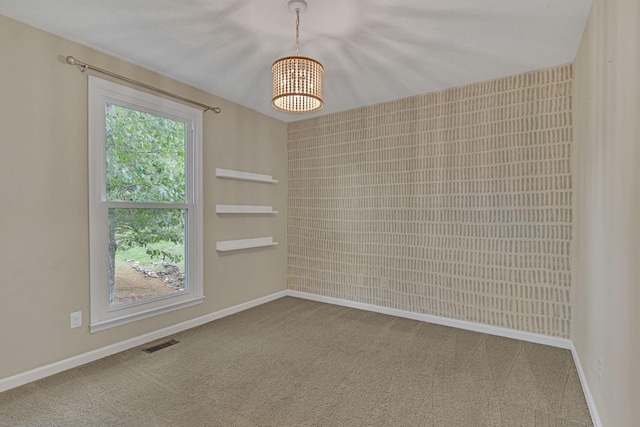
[88,76,203,332]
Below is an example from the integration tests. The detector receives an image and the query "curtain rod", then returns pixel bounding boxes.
[65,56,221,114]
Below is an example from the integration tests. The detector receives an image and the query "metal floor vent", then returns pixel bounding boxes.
[143,339,180,353]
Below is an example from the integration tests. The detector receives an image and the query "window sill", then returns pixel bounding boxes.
[89,296,205,333]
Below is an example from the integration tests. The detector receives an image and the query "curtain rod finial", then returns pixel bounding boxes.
[66,55,87,72]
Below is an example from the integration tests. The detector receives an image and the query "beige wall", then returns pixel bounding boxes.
[572,0,640,425]
[0,15,288,380]
[287,65,574,338]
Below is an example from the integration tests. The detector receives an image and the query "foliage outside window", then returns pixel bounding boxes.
[88,77,203,332]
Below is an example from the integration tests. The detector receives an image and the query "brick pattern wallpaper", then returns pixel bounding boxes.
[287,65,573,338]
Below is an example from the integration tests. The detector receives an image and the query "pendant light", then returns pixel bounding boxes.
[272,0,324,113]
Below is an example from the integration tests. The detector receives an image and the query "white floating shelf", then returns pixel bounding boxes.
[215,168,278,184]
[216,237,278,252]
[216,205,278,214]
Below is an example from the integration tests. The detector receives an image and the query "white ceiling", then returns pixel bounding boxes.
[0,0,592,122]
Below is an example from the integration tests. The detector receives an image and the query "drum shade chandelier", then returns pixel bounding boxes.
[272,0,324,114]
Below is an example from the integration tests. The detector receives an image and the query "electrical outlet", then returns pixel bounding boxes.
[380,277,389,288]
[70,311,82,329]
[598,357,603,384]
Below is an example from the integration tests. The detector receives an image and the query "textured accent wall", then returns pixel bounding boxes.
[287,65,573,338]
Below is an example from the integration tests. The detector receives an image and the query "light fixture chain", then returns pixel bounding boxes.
[295,10,300,56]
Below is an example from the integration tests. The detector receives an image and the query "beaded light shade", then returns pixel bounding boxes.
[272,0,324,114]
[272,56,324,113]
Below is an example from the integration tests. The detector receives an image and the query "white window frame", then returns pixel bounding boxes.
[88,76,204,333]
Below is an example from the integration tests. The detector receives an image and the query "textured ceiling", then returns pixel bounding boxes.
[0,0,592,122]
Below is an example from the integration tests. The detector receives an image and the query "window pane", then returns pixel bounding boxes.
[108,208,187,307]
[105,104,186,203]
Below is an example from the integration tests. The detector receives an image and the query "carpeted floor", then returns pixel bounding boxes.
[0,297,593,426]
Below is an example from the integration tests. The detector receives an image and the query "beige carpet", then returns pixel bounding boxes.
[0,297,593,426]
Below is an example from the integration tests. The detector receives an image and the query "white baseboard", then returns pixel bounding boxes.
[569,341,603,427]
[286,290,572,349]
[0,290,288,393]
